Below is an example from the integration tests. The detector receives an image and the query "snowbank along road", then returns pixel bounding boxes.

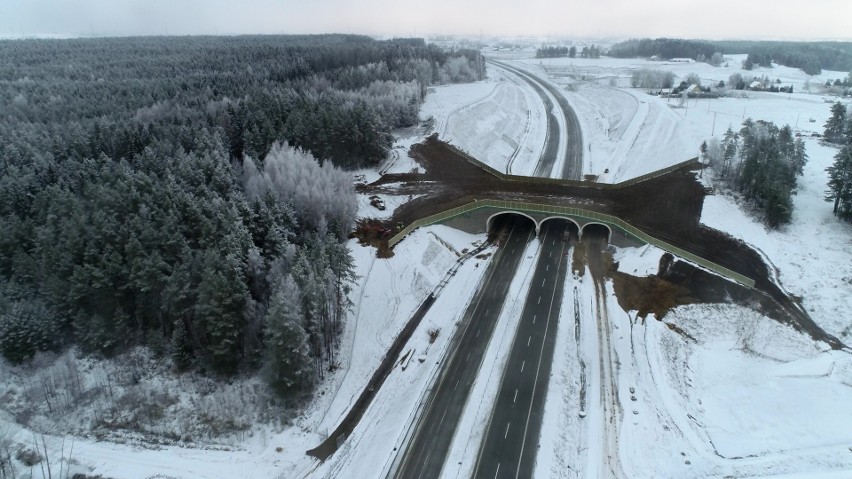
[488,60,584,181]
[391,216,533,479]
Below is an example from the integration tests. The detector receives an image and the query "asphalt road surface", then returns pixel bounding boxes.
[489,60,560,178]
[391,216,534,479]
[488,60,583,181]
[473,220,572,479]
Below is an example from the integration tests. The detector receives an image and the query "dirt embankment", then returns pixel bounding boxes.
[355,134,845,349]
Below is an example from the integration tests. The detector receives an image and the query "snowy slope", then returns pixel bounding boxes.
[420,66,548,174]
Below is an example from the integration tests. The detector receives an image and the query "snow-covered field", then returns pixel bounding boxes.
[3,50,852,478]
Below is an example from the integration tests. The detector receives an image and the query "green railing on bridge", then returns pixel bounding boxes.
[387,199,755,289]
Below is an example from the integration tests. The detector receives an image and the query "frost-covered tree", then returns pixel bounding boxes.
[244,142,357,238]
[0,298,58,363]
[685,73,702,86]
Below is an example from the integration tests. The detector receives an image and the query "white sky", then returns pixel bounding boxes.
[1,0,850,40]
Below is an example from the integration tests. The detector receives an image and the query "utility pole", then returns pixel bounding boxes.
[711,112,717,136]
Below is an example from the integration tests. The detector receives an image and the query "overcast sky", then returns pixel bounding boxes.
[1,0,850,40]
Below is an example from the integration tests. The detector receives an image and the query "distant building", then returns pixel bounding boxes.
[748,80,763,90]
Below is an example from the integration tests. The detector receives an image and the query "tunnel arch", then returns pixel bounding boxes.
[486,211,539,236]
[538,216,581,241]
[580,222,612,243]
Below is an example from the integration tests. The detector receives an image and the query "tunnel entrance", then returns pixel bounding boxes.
[581,222,612,244]
[487,213,536,245]
[539,217,580,243]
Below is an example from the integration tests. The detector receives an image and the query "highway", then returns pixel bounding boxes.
[391,217,535,479]
[488,59,584,181]
[473,220,573,479]
[393,61,587,479]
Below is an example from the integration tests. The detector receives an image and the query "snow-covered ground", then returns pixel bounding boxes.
[4,51,852,478]
[420,65,548,174]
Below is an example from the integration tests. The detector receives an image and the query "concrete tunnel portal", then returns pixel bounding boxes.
[486,211,611,243]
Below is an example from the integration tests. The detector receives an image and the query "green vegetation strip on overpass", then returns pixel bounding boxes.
[388,199,756,289]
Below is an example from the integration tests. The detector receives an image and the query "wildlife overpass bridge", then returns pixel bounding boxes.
[387,198,755,288]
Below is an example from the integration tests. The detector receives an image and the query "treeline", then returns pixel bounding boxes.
[706,120,807,227]
[0,35,483,400]
[609,38,718,62]
[536,46,571,58]
[718,40,852,75]
[824,102,852,221]
[535,45,600,59]
[0,34,485,169]
[611,38,852,75]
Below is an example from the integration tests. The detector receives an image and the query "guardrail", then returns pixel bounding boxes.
[442,141,701,189]
[388,199,755,288]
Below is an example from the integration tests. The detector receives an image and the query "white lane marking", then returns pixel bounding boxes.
[504,422,511,439]
[514,389,518,403]
[454,379,459,390]
[541,278,546,287]
[495,463,501,479]
[527,336,531,346]
[466,352,471,363]
[521,360,525,372]
[514,237,567,479]
[476,328,481,338]
[538,296,541,304]
[546,265,549,272]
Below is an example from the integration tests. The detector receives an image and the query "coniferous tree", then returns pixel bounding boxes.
[721,126,740,179]
[826,145,852,220]
[263,275,313,398]
[170,319,194,371]
[710,120,805,227]
[195,250,250,375]
[0,298,58,363]
[825,102,848,144]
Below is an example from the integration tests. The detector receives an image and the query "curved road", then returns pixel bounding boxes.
[489,59,584,181]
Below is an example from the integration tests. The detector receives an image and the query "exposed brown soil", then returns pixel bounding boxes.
[611,272,697,320]
[356,134,846,349]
